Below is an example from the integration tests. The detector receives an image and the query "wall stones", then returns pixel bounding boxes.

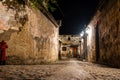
[88,0,120,67]
[0,1,59,64]
[85,0,120,68]
[98,0,120,67]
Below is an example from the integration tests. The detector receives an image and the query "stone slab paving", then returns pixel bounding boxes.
[0,59,120,80]
[78,61,120,80]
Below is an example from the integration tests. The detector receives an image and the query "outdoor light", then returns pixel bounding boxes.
[80,31,84,37]
[85,27,90,34]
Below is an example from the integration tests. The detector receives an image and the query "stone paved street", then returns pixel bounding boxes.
[0,59,120,80]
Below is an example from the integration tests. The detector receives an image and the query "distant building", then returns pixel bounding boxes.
[59,35,81,58]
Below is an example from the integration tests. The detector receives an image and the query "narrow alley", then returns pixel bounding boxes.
[0,0,120,80]
[0,58,120,80]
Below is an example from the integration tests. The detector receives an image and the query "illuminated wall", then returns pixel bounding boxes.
[86,0,120,67]
[0,1,59,64]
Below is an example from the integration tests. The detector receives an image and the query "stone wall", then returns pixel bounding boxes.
[98,0,120,67]
[87,11,101,62]
[86,25,96,62]
[86,0,120,67]
[0,0,59,64]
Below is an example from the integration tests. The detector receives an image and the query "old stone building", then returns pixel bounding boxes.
[98,0,120,67]
[80,29,91,61]
[82,0,120,67]
[0,0,60,64]
[80,11,100,62]
[59,35,80,58]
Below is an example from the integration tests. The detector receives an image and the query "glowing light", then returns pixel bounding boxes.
[86,28,90,34]
[80,31,84,37]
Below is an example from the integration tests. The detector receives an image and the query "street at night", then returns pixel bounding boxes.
[0,0,120,80]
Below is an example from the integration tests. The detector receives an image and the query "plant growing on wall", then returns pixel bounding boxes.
[0,0,58,27]
[30,0,58,12]
[2,0,27,9]
[44,0,58,12]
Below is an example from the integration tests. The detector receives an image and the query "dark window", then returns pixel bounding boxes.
[62,47,66,51]
[68,37,71,40]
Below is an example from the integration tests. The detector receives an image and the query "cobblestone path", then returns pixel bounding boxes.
[0,59,120,80]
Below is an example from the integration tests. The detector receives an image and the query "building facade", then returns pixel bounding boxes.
[59,35,81,58]
[0,0,60,64]
[83,0,120,67]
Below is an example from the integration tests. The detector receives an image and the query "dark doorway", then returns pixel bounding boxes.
[95,23,100,62]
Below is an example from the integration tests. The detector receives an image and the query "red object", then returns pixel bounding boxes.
[0,40,8,61]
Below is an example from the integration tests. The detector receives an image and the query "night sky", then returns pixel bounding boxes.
[53,0,99,35]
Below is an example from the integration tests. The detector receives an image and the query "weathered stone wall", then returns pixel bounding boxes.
[98,0,120,67]
[86,11,101,62]
[87,25,96,62]
[0,1,59,64]
[86,0,120,67]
